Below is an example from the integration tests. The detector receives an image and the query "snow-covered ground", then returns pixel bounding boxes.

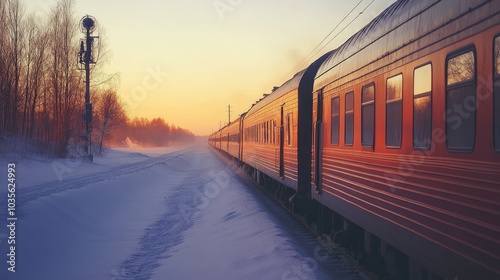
[0,140,364,280]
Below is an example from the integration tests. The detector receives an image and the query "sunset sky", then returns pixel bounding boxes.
[28,0,397,136]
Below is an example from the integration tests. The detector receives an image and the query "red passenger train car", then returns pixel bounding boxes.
[241,51,331,197]
[220,116,243,160]
[209,128,222,150]
[208,129,219,148]
[242,71,305,190]
[312,0,500,278]
[209,0,500,278]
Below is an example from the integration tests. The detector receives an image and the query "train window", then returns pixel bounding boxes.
[345,91,354,146]
[269,121,272,144]
[272,120,276,144]
[414,64,432,150]
[254,125,257,142]
[264,121,268,143]
[255,125,258,142]
[260,123,266,143]
[264,122,266,143]
[259,123,266,143]
[257,124,260,143]
[268,120,274,144]
[268,121,271,143]
[287,113,293,146]
[495,36,500,151]
[257,124,259,143]
[273,120,277,144]
[269,120,272,144]
[271,120,274,144]
[262,122,265,143]
[266,121,269,144]
[446,49,476,151]
[252,125,255,142]
[386,74,403,148]
[262,123,265,143]
[331,96,340,145]
[267,121,273,144]
[362,84,375,147]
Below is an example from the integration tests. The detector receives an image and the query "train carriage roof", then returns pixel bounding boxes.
[314,0,494,91]
[227,116,241,129]
[244,69,306,118]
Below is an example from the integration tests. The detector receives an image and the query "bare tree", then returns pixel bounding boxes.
[94,89,126,153]
[108,117,195,147]
[28,17,49,139]
[88,27,120,89]
[47,0,82,155]
[6,0,25,134]
[21,14,36,137]
[0,0,7,133]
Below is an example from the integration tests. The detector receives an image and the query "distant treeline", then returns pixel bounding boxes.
[109,117,196,147]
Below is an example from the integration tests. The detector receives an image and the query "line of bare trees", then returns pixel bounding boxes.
[109,117,196,148]
[0,0,196,157]
[92,88,126,153]
[0,0,88,156]
[110,118,195,147]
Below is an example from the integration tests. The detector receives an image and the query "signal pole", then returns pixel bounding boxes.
[227,104,232,125]
[79,15,98,162]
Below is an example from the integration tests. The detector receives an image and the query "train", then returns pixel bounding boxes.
[208,0,500,279]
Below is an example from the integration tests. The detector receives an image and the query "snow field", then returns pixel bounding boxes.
[0,142,363,279]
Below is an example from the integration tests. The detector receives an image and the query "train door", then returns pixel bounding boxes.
[279,105,285,178]
[313,90,323,192]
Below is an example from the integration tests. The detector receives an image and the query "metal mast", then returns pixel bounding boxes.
[79,15,98,161]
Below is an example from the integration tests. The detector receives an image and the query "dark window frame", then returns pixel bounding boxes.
[331,95,340,146]
[361,83,375,148]
[386,73,403,148]
[445,45,477,153]
[262,122,267,144]
[413,63,433,150]
[344,91,354,146]
[265,121,268,143]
